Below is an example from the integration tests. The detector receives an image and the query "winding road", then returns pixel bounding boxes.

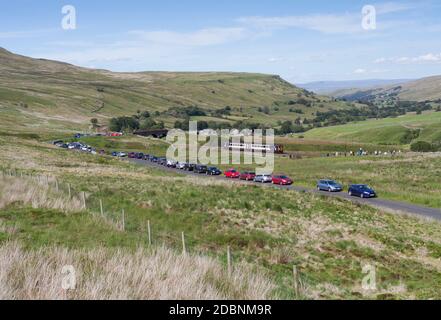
[130,158,441,221]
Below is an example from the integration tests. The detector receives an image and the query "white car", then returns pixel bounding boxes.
[166,160,177,167]
[176,162,187,170]
[118,152,127,158]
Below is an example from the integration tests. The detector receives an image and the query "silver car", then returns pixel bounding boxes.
[254,174,272,183]
[317,180,343,192]
[176,162,187,170]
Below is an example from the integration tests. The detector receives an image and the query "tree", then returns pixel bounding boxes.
[410,141,434,152]
[280,121,293,135]
[140,118,157,130]
[90,118,98,128]
[197,121,209,131]
[141,111,151,119]
[109,117,139,132]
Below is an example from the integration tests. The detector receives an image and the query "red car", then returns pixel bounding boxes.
[272,175,293,185]
[225,169,240,179]
[240,172,256,181]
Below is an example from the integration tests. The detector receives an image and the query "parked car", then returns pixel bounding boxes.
[53,140,63,145]
[128,152,136,159]
[207,167,222,175]
[118,152,127,158]
[225,169,240,179]
[143,154,151,160]
[176,162,187,170]
[185,163,196,171]
[158,158,167,166]
[272,175,293,185]
[240,172,256,181]
[151,156,159,163]
[167,159,177,168]
[254,174,272,183]
[111,151,118,157]
[317,180,343,192]
[195,165,208,174]
[348,185,377,198]
[137,153,145,159]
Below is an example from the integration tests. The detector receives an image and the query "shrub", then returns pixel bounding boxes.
[410,141,435,152]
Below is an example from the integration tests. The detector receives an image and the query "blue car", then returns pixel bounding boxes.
[348,185,377,198]
[317,180,343,192]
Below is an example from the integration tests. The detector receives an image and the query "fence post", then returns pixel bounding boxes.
[147,220,152,246]
[82,192,86,210]
[55,179,59,192]
[293,265,299,299]
[182,232,186,256]
[227,246,232,277]
[68,183,71,199]
[121,209,125,231]
[100,199,104,217]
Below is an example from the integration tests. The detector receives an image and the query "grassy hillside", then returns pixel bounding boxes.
[1,133,441,299]
[301,111,441,146]
[0,47,351,132]
[335,75,441,103]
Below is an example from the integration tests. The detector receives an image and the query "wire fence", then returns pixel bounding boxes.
[0,167,305,298]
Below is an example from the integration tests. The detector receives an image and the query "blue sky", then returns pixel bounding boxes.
[1,0,441,83]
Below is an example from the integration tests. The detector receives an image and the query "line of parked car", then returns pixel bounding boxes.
[53,140,99,154]
[120,152,377,197]
[53,140,377,199]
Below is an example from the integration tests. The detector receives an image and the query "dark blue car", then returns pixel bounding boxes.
[348,185,377,198]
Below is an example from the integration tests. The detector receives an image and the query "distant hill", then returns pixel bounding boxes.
[298,79,411,95]
[0,47,352,132]
[334,76,441,103]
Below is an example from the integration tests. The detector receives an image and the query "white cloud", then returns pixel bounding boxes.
[237,2,420,35]
[129,27,248,46]
[0,29,56,39]
[354,68,367,74]
[375,53,441,64]
[374,2,419,14]
[237,14,363,34]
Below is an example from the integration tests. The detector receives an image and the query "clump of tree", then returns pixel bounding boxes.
[258,106,270,114]
[167,106,207,118]
[140,119,164,130]
[212,106,231,117]
[400,129,420,144]
[109,117,140,132]
[277,120,306,135]
[410,141,437,153]
[90,118,99,129]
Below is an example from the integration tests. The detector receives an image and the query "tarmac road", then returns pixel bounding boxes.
[130,158,441,222]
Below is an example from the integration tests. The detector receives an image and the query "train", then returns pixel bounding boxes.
[224,142,284,154]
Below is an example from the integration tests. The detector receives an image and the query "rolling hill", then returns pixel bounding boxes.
[0,47,351,133]
[299,79,411,95]
[334,75,441,103]
[301,110,441,146]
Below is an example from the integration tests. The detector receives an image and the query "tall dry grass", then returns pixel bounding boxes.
[0,242,275,300]
[0,174,83,213]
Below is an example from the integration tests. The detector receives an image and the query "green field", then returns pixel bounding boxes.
[301,111,441,145]
[1,134,441,299]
